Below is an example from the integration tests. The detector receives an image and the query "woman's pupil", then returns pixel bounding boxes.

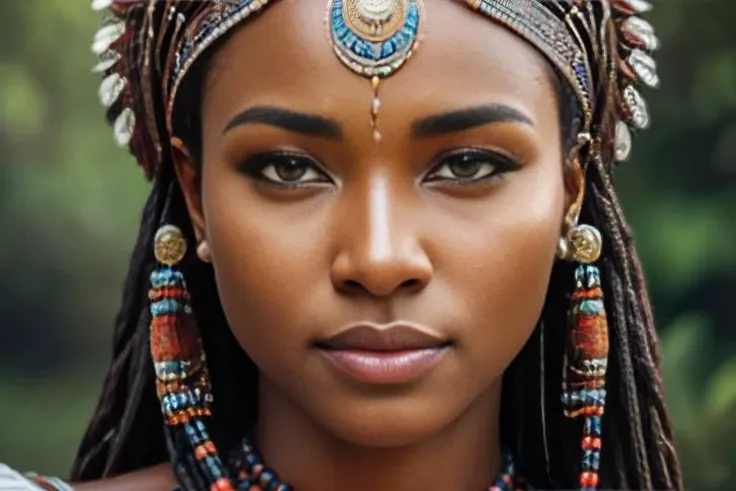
[276,159,307,181]
[450,156,480,178]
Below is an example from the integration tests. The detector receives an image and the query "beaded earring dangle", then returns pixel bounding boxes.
[149,224,236,491]
[557,219,609,491]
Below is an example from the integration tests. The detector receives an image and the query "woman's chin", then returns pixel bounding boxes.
[308,394,464,448]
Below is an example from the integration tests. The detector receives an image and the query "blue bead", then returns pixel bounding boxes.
[205,456,223,477]
[259,469,276,488]
[582,449,593,470]
[585,415,602,436]
[580,299,604,314]
[185,423,197,439]
[592,451,601,470]
[244,451,260,470]
[151,298,182,316]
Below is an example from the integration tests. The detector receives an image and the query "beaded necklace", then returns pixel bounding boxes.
[219,435,529,491]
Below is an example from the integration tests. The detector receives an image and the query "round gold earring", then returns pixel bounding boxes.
[556,224,602,264]
[154,225,187,266]
[196,240,212,263]
[568,224,602,264]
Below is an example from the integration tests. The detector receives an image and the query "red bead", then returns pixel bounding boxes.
[580,471,599,487]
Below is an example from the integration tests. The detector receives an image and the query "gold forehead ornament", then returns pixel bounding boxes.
[327,0,424,142]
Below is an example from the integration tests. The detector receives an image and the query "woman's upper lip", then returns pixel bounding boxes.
[317,322,449,352]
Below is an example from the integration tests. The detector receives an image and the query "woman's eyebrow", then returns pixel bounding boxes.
[223,105,343,140]
[412,104,534,138]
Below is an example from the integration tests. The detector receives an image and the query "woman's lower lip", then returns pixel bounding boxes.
[318,348,448,384]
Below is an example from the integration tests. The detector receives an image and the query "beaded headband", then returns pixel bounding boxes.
[91,0,659,176]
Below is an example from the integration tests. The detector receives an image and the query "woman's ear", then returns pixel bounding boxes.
[171,137,206,243]
[561,157,585,234]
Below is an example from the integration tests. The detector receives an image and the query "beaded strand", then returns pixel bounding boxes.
[561,264,609,490]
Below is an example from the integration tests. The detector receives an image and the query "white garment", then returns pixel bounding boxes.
[0,464,43,490]
[0,465,72,491]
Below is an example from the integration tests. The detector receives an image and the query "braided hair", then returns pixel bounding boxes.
[72,1,682,489]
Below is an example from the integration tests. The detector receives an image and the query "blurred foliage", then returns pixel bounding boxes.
[0,0,733,488]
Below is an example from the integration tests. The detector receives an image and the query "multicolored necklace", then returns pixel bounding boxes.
[226,435,528,491]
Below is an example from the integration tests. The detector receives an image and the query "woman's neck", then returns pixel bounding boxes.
[254,376,503,491]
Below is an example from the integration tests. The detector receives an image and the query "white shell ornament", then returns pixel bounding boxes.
[612,0,653,15]
[622,49,660,89]
[98,73,126,107]
[614,121,633,162]
[113,107,136,147]
[91,0,114,11]
[92,21,125,55]
[621,85,650,130]
[620,17,660,51]
[91,51,122,73]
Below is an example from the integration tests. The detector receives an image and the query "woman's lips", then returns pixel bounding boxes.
[318,347,449,384]
[315,322,451,384]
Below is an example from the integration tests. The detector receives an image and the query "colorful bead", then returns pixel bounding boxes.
[210,477,234,491]
[585,416,602,436]
[582,436,602,450]
[580,471,600,487]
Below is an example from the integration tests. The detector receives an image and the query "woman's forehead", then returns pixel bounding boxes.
[203,0,557,127]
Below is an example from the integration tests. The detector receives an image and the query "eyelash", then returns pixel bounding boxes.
[424,148,519,186]
[237,149,519,189]
[238,152,332,189]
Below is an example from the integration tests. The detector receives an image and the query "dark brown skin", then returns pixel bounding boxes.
[76,1,582,490]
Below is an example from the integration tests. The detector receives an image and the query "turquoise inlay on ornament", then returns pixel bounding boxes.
[328,0,424,79]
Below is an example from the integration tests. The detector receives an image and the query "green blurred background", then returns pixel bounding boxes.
[0,1,734,489]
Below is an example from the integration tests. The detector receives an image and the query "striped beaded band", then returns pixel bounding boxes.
[466,0,594,125]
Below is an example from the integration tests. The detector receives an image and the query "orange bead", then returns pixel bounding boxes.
[205,440,216,453]
[582,436,602,450]
[194,445,208,460]
[211,478,234,491]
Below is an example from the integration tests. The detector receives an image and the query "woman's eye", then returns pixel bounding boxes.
[239,153,330,186]
[425,149,517,183]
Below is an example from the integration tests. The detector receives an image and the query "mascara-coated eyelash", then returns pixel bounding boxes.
[237,151,331,188]
[424,148,520,184]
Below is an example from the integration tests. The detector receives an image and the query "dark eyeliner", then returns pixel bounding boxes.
[424,148,520,184]
[236,151,330,188]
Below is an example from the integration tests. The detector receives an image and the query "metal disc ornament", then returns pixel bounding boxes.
[327,0,423,78]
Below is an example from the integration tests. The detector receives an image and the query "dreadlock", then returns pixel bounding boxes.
[72,5,683,490]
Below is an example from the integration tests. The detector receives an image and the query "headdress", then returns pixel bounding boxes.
[89,1,661,490]
[92,0,659,177]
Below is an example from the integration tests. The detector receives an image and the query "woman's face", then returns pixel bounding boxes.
[177,1,575,447]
